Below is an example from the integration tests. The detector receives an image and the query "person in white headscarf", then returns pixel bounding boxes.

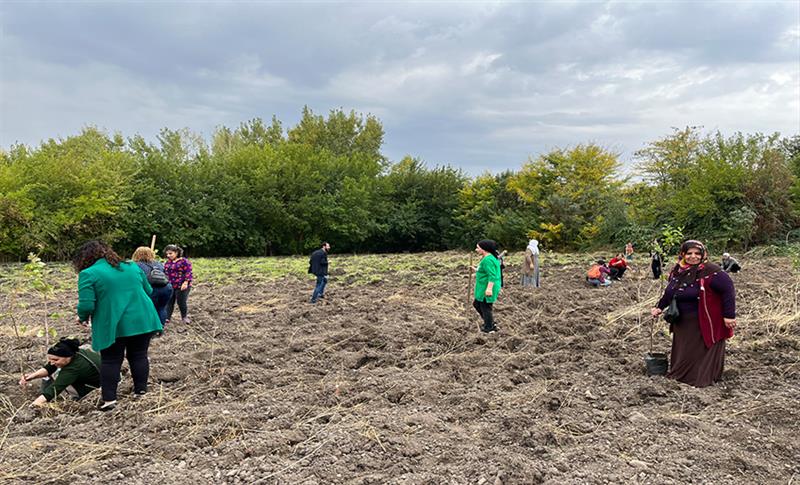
[721,253,741,273]
[522,239,541,287]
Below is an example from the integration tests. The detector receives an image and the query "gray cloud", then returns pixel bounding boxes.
[1,1,798,174]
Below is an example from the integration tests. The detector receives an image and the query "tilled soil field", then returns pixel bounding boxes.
[1,253,798,484]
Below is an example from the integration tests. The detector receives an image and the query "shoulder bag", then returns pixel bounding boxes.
[662,296,680,324]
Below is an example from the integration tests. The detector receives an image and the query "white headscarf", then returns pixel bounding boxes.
[527,239,539,255]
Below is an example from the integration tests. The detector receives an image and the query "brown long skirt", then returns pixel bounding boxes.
[668,312,726,388]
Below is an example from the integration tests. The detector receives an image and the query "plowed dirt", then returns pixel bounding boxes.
[1,253,798,484]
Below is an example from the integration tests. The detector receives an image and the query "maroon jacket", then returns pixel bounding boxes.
[698,273,734,348]
[659,263,735,348]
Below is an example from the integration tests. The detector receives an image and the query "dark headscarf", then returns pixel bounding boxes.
[47,338,81,357]
[477,240,500,259]
[680,240,706,260]
[670,239,721,285]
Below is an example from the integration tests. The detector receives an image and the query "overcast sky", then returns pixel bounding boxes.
[1,1,798,174]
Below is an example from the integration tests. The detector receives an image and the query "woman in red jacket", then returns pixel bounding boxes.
[609,253,628,280]
[650,240,736,387]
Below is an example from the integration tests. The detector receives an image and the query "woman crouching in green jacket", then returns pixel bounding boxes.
[473,239,502,334]
[19,338,101,407]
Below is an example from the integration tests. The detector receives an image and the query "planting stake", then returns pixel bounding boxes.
[468,252,474,313]
[150,234,157,251]
[649,315,656,354]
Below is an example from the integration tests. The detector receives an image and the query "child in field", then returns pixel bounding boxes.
[625,242,634,261]
[164,244,193,324]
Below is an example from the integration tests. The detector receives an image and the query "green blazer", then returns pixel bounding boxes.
[77,259,162,351]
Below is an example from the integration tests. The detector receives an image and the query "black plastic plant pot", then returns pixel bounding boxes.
[644,352,668,376]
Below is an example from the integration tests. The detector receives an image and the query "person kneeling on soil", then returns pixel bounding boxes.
[586,260,612,287]
[473,239,502,333]
[609,254,628,280]
[721,253,741,273]
[19,338,101,408]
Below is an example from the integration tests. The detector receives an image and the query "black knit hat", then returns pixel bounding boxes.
[47,338,81,357]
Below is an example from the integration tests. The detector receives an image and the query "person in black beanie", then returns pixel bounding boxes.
[19,338,101,408]
[473,239,503,333]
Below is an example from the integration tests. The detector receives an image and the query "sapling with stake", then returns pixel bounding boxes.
[23,253,57,352]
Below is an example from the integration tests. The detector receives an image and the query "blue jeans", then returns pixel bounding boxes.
[311,275,327,302]
[150,285,173,325]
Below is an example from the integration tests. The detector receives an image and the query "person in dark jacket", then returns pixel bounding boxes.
[19,338,101,407]
[650,241,664,279]
[132,246,173,327]
[308,242,330,303]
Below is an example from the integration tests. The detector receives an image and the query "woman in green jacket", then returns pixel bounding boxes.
[74,240,163,411]
[473,239,502,333]
[19,338,100,407]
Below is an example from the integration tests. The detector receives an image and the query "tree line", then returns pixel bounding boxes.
[1,107,798,259]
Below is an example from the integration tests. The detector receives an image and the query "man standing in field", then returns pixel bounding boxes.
[309,242,330,303]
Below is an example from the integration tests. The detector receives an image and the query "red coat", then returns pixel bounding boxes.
[609,257,627,269]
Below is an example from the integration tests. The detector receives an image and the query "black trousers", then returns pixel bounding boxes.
[473,299,495,330]
[167,287,191,320]
[610,266,626,279]
[100,332,153,402]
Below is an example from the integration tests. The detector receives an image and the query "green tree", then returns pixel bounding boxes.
[636,128,796,249]
[508,144,623,249]
[454,171,535,249]
[0,128,135,258]
[372,157,466,251]
[288,106,386,166]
